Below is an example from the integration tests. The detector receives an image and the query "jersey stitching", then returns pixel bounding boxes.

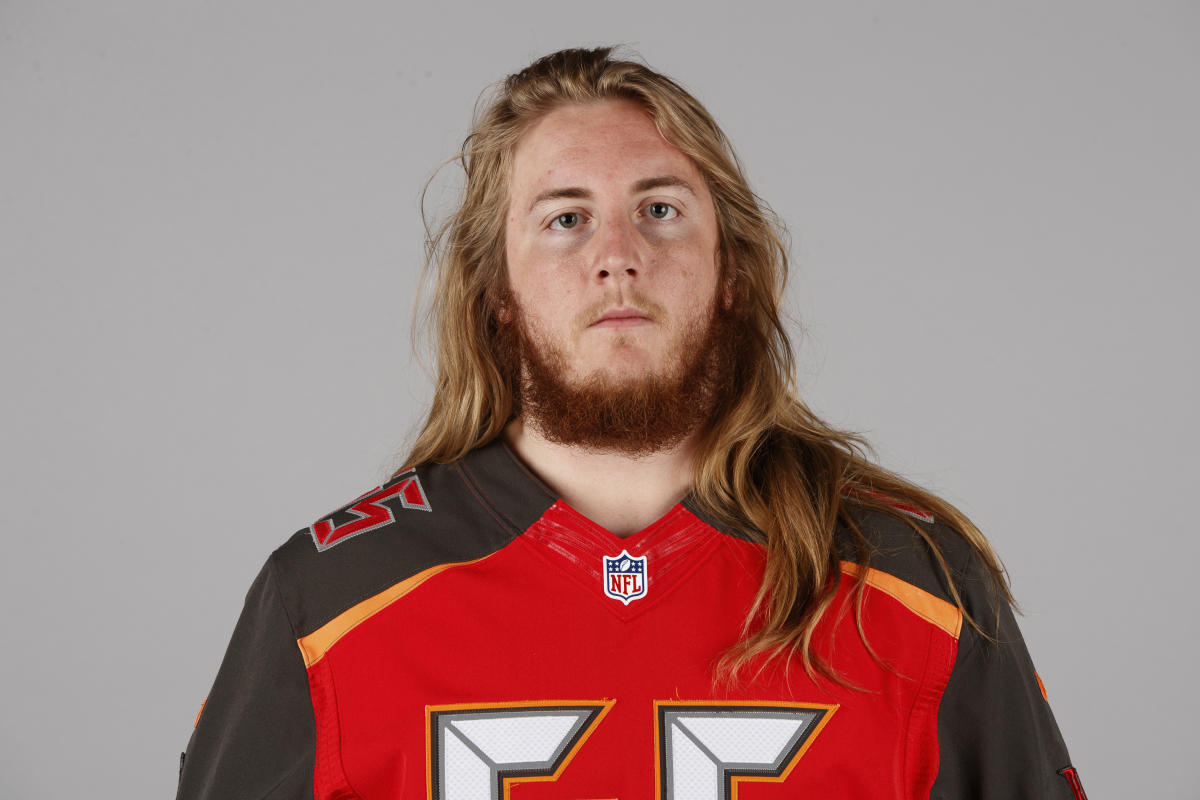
[297,555,497,667]
[326,663,362,800]
[308,658,362,799]
[452,460,521,534]
[265,557,323,796]
[497,439,560,497]
[267,555,302,642]
[900,621,956,797]
[255,754,315,800]
[841,562,962,640]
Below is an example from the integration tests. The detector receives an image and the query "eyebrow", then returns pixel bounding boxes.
[527,175,697,213]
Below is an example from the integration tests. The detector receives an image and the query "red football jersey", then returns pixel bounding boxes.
[177,439,1084,799]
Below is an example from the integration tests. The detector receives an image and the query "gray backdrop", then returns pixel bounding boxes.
[2,1,1196,797]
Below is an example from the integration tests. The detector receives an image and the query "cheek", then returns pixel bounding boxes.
[511,278,583,342]
[655,244,720,304]
[511,250,588,306]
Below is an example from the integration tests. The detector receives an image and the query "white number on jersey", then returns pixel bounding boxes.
[429,704,606,800]
[657,704,830,799]
[428,700,833,798]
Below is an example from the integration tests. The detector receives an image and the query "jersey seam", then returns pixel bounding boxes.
[296,552,505,667]
[901,623,953,798]
[452,459,523,536]
[255,755,313,800]
[284,458,529,642]
[918,540,973,799]
[951,535,988,654]
[841,563,962,640]
[266,554,301,642]
[324,656,362,800]
[494,439,560,502]
[265,555,322,800]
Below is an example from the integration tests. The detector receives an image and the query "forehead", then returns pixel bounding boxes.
[509,99,707,197]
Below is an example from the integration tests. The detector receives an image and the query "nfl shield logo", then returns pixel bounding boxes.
[602,550,648,605]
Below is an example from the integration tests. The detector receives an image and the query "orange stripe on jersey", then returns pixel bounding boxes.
[1036,671,1049,701]
[193,697,206,728]
[297,556,493,668]
[840,561,962,639]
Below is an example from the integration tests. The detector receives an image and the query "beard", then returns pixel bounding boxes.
[495,291,738,457]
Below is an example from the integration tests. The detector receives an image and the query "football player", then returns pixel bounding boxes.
[178,47,1086,799]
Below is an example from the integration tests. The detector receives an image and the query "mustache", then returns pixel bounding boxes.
[573,294,665,331]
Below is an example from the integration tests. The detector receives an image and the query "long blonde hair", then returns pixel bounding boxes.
[401,46,1010,682]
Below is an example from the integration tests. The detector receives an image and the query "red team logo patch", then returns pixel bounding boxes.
[309,472,431,552]
[603,550,648,604]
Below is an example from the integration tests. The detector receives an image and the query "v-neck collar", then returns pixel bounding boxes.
[454,437,734,619]
[524,499,725,620]
[455,435,741,542]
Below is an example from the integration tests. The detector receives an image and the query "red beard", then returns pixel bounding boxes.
[495,292,738,456]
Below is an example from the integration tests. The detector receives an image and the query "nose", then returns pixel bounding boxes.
[592,214,641,282]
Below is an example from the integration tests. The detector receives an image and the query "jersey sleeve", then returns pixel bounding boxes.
[930,542,1083,799]
[176,556,315,800]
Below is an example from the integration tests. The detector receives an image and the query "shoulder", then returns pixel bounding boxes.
[265,454,546,639]
[837,500,1006,622]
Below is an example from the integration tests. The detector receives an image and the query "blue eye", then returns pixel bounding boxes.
[646,202,677,220]
[550,212,581,230]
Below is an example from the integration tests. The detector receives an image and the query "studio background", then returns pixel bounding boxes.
[2,2,1196,797]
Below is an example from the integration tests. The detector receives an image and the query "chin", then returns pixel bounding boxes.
[575,363,659,387]
[585,345,663,371]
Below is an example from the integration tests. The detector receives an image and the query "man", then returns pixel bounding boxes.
[177,47,1085,799]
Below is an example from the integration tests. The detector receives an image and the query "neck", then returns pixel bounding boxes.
[502,416,697,537]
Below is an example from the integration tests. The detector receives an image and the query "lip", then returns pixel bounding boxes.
[590,308,652,328]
